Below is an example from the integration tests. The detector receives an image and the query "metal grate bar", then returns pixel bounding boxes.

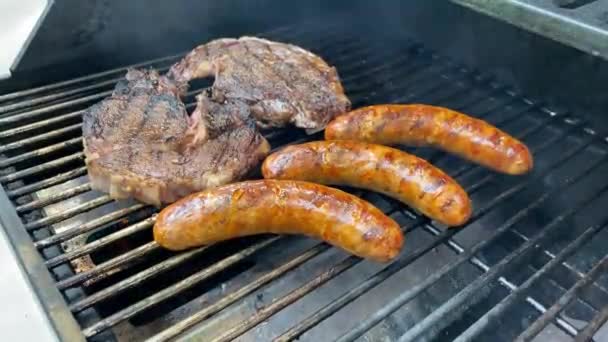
[0,92,113,125]
[45,216,153,268]
[422,223,582,339]
[398,216,608,342]
[515,255,608,342]
[147,243,332,342]
[3,24,605,342]
[0,85,200,141]
[0,28,366,123]
[214,123,594,342]
[81,237,280,338]
[0,37,375,154]
[35,204,147,249]
[0,111,83,139]
[0,22,307,104]
[68,189,368,312]
[12,128,285,213]
[46,60,490,318]
[0,53,184,103]
[215,255,361,342]
[509,226,608,299]
[24,195,114,231]
[59,241,161,290]
[0,78,124,115]
[6,166,87,198]
[340,46,423,83]
[69,243,210,313]
[575,305,608,342]
[453,222,608,342]
[0,123,82,154]
[347,56,446,99]
[0,137,82,168]
[158,112,574,341]
[0,152,84,184]
[16,183,91,213]
[334,135,599,342]
[144,78,539,342]
[341,50,434,89]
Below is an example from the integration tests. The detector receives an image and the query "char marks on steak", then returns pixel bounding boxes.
[83,69,270,206]
[167,37,351,133]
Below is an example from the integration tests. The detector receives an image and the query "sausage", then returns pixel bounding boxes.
[153,180,403,262]
[325,104,533,175]
[262,141,471,226]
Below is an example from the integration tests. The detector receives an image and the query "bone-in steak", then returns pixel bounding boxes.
[167,37,351,133]
[83,69,270,206]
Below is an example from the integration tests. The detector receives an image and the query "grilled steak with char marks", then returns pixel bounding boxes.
[83,69,270,206]
[168,37,351,133]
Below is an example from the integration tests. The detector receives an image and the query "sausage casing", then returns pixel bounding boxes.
[262,141,471,226]
[153,180,403,262]
[325,104,533,175]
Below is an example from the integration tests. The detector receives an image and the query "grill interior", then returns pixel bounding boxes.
[1,20,608,342]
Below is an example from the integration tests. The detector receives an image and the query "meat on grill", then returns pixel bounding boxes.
[167,37,351,133]
[83,69,270,206]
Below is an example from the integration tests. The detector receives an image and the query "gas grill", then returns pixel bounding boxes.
[1,1,608,341]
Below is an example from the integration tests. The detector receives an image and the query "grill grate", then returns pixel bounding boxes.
[1,22,608,342]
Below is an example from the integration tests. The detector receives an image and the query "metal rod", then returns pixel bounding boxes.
[397,198,608,342]
[347,55,447,99]
[575,305,608,342]
[0,20,331,104]
[0,53,185,103]
[61,60,486,323]
[423,221,580,339]
[0,39,366,143]
[57,241,161,291]
[0,137,82,168]
[67,187,368,308]
[16,183,91,213]
[0,123,81,154]
[0,110,82,139]
[35,204,147,249]
[148,244,332,342]
[0,91,112,126]
[452,223,608,342]
[81,237,280,338]
[6,166,87,198]
[69,244,210,313]
[324,139,601,342]
[150,76,539,342]
[24,195,114,231]
[0,28,361,119]
[215,119,575,336]
[515,255,608,342]
[502,226,608,316]
[0,85,196,141]
[45,217,147,269]
[0,152,84,184]
[340,46,423,83]
[0,78,121,115]
[213,255,357,342]
[45,216,153,268]
[246,148,599,342]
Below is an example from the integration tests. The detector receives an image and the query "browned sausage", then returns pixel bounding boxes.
[262,141,471,226]
[153,180,403,262]
[325,104,533,175]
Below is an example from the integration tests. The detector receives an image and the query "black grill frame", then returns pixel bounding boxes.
[1,21,608,342]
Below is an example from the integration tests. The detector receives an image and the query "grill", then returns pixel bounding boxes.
[1,17,608,342]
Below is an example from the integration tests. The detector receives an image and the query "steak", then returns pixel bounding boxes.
[167,37,351,133]
[83,69,270,206]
